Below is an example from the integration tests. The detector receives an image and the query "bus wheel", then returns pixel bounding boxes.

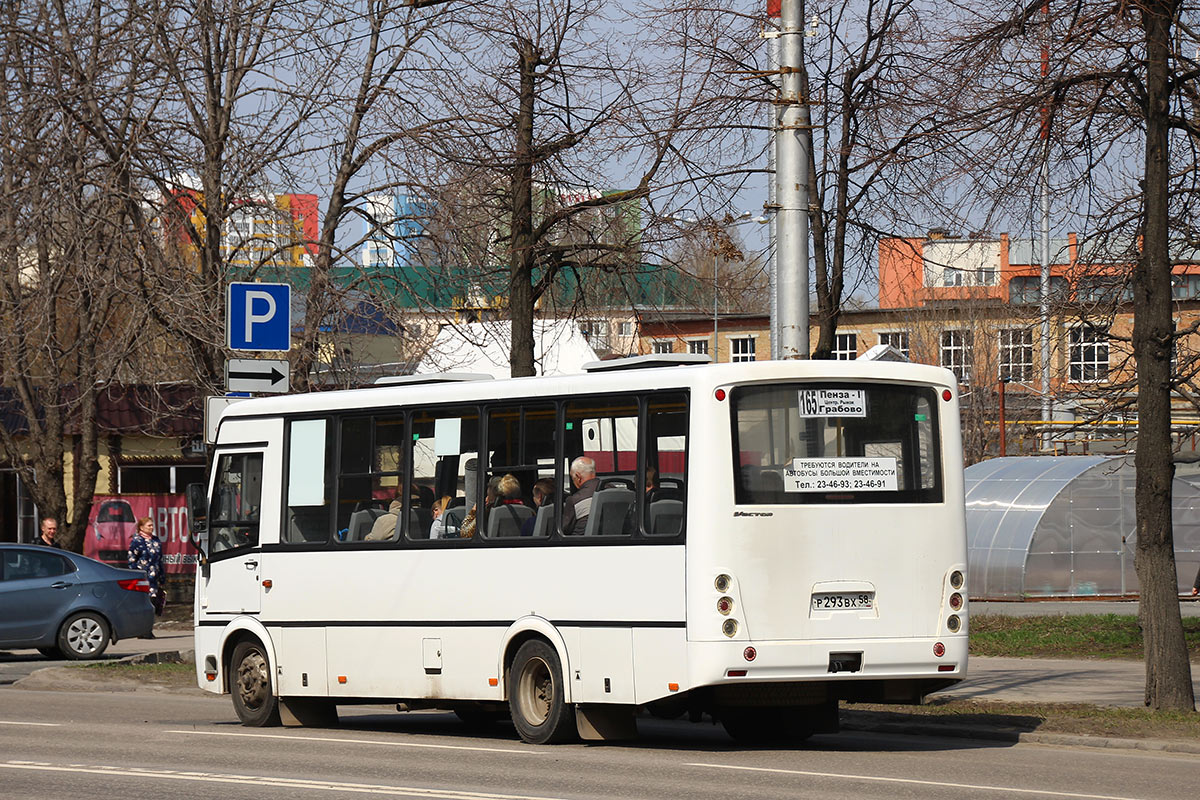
[230,641,281,727]
[720,708,814,744]
[508,639,576,744]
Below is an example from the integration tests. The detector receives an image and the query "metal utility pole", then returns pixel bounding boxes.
[775,0,810,359]
[768,32,781,358]
[1039,0,1052,440]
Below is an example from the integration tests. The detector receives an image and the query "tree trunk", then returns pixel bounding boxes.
[1133,0,1194,711]
[509,39,537,378]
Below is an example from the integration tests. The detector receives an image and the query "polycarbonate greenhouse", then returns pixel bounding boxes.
[965,455,1200,599]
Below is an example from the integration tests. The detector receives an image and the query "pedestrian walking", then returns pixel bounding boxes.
[128,516,165,630]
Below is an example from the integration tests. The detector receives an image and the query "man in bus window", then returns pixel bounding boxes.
[562,457,599,535]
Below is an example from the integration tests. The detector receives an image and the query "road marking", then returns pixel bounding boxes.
[0,721,60,727]
[2,761,566,799]
[686,762,1146,800]
[167,729,536,755]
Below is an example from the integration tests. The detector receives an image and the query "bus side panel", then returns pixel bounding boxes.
[276,627,328,696]
[633,627,687,705]
[325,626,506,701]
[576,628,634,704]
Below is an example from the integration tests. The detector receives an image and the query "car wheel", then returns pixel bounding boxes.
[37,646,63,660]
[230,640,281,727]
[57,612,111,661]
[508,639,576,744]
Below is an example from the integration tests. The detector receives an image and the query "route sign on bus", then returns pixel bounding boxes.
[797,388,866,417]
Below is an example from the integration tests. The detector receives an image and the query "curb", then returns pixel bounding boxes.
[841,716,1200,754]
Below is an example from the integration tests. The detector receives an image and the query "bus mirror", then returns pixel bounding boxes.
[185,483,209,559]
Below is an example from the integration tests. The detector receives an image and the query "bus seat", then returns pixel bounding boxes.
[442,505,467,537]
[583,488,635,536]
[530,504,554,537]
[409,507,433,539]
[348,508,385,541]
[599,476,634,491]
[487,504,534,538]
[648,499,683,535]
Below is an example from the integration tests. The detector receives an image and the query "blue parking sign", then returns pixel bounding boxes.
[227,282,291,352]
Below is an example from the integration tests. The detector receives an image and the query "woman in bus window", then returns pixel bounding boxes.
[429,496,452,539]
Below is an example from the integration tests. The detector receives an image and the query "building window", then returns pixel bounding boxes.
[940,330,973,383]
[833,333,857,360]
[619,321,634,337]
[1009,275,1069,304]
[579,320,610,350]
[1172,274,1200,300]
[687,339,709,356]
[118,464,207,494]
[878,331,910,359]
[1077,275,1131,304]
[651,340,673,354]
[998,328,1033,382]
[731,337,756,363]
[1069,327,1109,382]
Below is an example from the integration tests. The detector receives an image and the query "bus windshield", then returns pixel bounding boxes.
[732,382,942,505]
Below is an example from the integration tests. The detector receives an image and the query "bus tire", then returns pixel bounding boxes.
[508,639,576,744]
[230,640,281,727]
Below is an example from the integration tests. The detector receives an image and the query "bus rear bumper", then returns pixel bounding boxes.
[686,635,967,701]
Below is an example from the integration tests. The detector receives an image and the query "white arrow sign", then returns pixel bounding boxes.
[225,358,290,394]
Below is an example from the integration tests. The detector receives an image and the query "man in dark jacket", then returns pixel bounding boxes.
[34,518,62,548]
[561,457,599,535]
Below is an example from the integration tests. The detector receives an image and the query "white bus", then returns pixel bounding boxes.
[188,355,968,744]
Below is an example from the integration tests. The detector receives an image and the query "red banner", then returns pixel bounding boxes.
[84,494,198,575]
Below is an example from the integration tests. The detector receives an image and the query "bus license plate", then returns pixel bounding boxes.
[811,592,873,611]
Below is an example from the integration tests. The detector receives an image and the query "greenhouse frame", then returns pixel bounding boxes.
[965,455,1200,599]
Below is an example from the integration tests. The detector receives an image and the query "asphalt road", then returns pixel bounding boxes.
[1,688,1197,800]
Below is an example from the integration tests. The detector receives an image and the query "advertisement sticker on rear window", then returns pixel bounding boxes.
[797,388,867,417]
[784,457,898,492]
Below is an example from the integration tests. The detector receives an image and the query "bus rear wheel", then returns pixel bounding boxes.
[508,639,576,744]
[230,640,281,727]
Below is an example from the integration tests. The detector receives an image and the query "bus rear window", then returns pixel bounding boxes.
[731,383,942,505]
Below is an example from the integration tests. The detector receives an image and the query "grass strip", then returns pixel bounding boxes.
[969,613,1200,659]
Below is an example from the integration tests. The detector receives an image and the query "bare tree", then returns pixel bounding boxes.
[0,0,147,550]
[939,0,1199,709]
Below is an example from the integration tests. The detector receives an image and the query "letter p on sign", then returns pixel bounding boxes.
[227,282,291,352]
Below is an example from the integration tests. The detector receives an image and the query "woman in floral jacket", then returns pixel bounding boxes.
[128,516,165,617]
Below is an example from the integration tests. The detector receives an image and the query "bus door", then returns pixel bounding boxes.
[200,450,265,615]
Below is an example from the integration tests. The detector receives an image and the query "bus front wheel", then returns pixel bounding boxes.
[508,639,576,744]
[230,640,281,727]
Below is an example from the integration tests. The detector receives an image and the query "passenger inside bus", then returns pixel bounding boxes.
[521,478,556,536]
[562,456,599,534]
[487,474,533,537]
[364,489,403,541]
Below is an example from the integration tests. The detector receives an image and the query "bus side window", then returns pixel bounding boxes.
[285,419,332,543]
[564,397,638,536]
[410,407,480,541]
[336,415,407,544]
[483,404,553,539]
[644,393,687,537]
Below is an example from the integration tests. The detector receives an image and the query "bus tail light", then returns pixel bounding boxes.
[714,574,731,592]
[933,642,945,657]
[947,615,961,633]
[726,669,747,677]
[950,570,964,589]
[938,664,956,672]
[743,646,756,662]
[722,619,739,637]
[949,592,962,610]
[717,596,734,615]
[715,388,726,401]
[942,389,952,401]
